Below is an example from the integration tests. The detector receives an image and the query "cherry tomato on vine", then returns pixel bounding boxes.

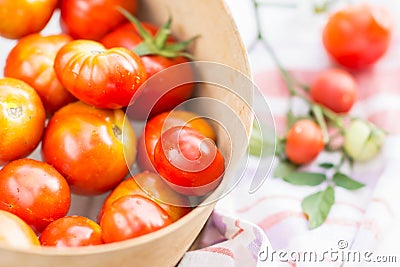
[285,119,325,165]
[100,195,172,243]
[4,34,76,113]
[310,68,357,113]
[154,126,225,196]
[0,210,40,248]
[101,15,195,120]
[60,0,138,40]
[39,216,103,247]
[0,158,71,233]
[322,4,393,69]
[0,78,46,165]
[54,40,147,109]
[137,110,216,172]
[42,101,137,195]
[98,171,192,222]
[0,0,58,39]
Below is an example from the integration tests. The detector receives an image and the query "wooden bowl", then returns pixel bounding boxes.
[0,0,252,266]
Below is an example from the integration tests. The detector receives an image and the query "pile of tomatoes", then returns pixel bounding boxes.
[0,0,225,248]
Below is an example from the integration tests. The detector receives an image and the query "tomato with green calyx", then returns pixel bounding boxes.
[102,10,196,120]
[154,126,225,196]
[42,101,137,195]
[54,40,147,109]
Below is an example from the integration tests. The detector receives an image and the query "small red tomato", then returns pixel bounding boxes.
[154,126,225,196]
[39,216,103,247]
[60,0,138,40]
[137,110,216,172]
[54,40,147,109]
[0,0,58,39]
[0,158,71,233]
[42,101,137,195]
[102,20,194,120]
[4,33,76,113]
[100,195,172,243]
[98,171,192,222]
[310,68,357,113]
[285,119,325,165]
[0,77,46,165]
[0,210,40,248]
[322,4,393,69]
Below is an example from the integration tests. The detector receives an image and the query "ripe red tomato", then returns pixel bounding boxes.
[310,68,357,113]
[54,40,147,109]
[60,0,138,40]
[0,210,40,248]
[4,33,76,113]
[0,0,58,39]
[100,195,172,243]
[322,4,393,69]
[98,171,192,222]
[101,21,194,120]
[0,158,71,233]
[39,216,103,247]
[42,101,137,195]
[0,77,46,165]
[137,110,216,172]
[154,126,225,196]
[285,119,325,165]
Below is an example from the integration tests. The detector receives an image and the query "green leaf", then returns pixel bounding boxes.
[332,172,365,190]
[248,120,275,157]
[302,186,335,229]
[283,172,326,186]
[319,162,335,169]
[273,161,296,178]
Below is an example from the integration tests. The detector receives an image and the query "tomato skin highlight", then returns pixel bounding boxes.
[0,210,40,248]
[39,216,103,247]
[4,33,76,113]
[310,68,357,113]
[54,40,147,109]
[0,158,71,233]
[0,0,58,39]
[285,119,325,165]
[322,4,393,69]
[42,101,137,196]
[0,77,46,165]
[60,0,138,41]
[100,195,173,243]
[154,126,225,196]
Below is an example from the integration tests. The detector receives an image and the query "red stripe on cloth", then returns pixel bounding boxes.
[230,219,244,239]
[371,197,394,217]
[201,247,235,259]
[258,211,307,231]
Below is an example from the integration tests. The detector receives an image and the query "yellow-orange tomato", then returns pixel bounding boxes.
[0,77,46,165]
[0,210,40,248]
[42,101,137,195]
[0,0,58,39]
